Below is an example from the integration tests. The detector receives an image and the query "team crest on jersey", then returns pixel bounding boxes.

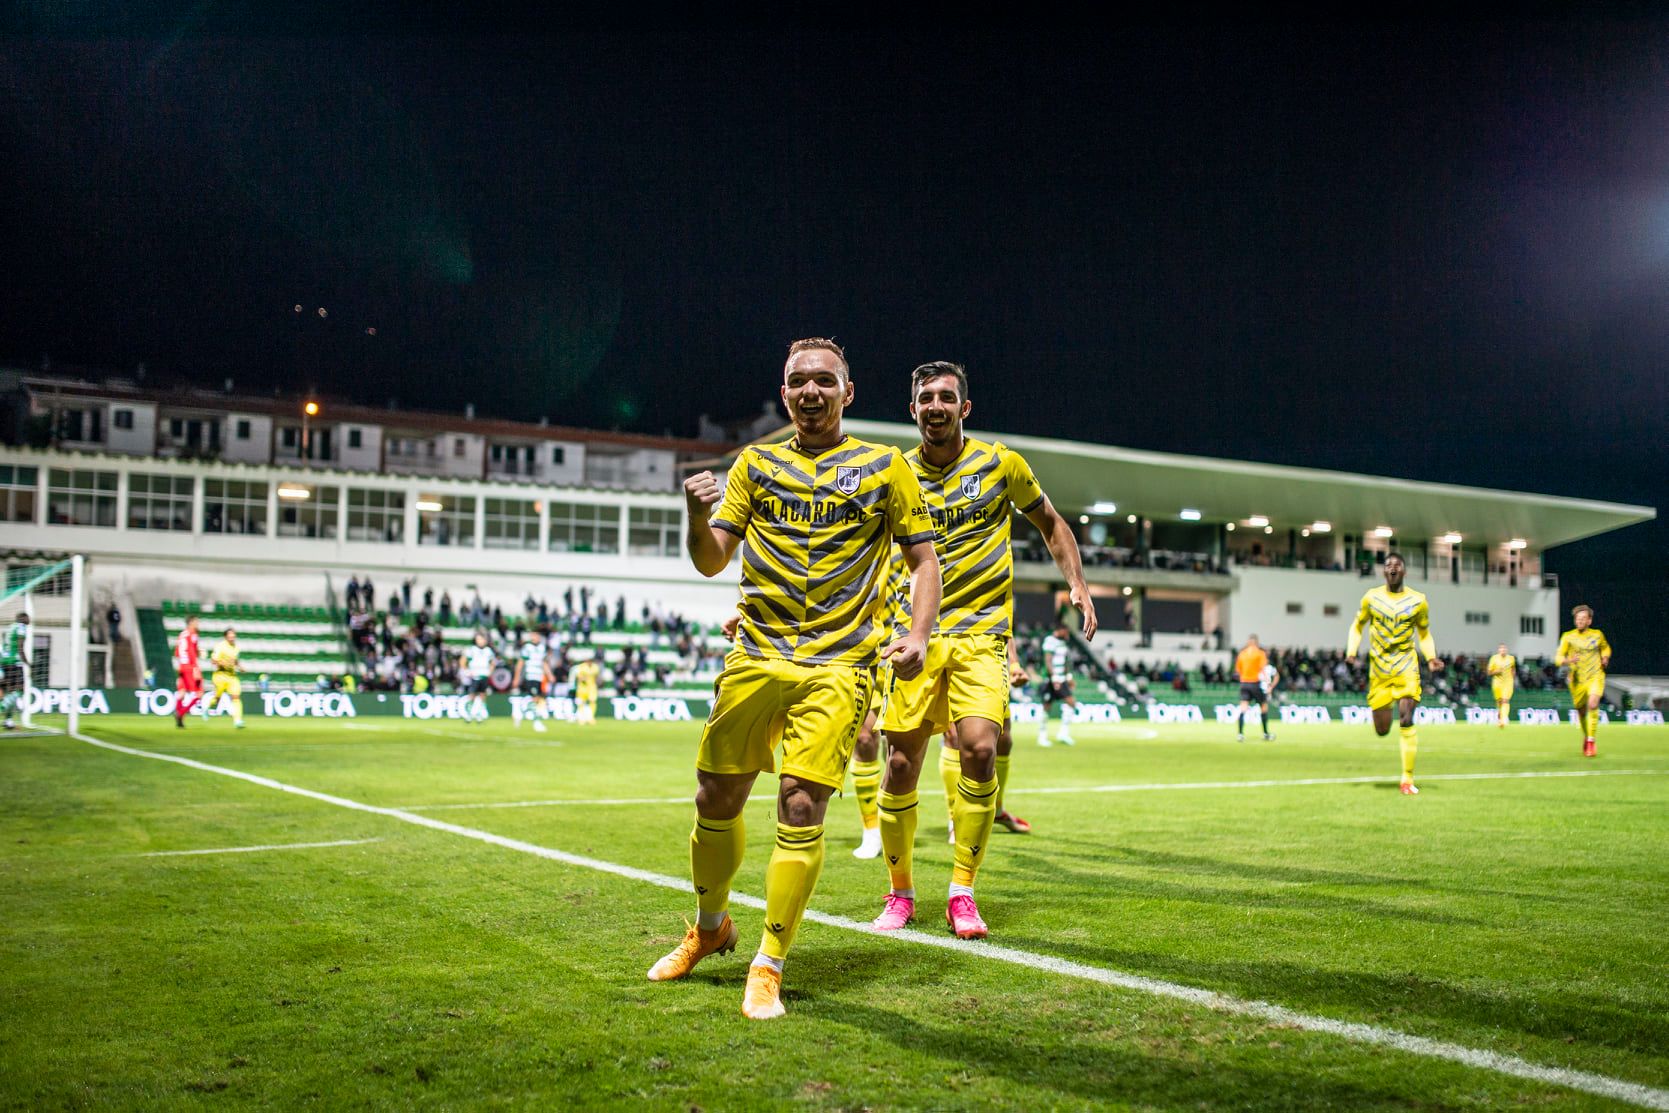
[960,474,981,500]
[836,466,862,495]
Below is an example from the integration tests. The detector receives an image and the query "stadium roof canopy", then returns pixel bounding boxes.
[757,419,1656,552]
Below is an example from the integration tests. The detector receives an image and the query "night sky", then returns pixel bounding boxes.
[1,12,1664,668]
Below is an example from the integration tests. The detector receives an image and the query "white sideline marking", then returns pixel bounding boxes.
[66,729,1669,1111]
[1012,769,1669,796]
[405,768,1669,812]
[137,838,381,857]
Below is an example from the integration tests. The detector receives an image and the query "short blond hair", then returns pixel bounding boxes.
[1572,604,1593,619]
[785,337,848,378]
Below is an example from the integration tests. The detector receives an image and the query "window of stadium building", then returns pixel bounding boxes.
[417,494,475,547]
[483,497,539,550]
[347,488,405,543]
[203,478,269,535]
[126,473,194,531]
[46,468,117,527]
[276,485,340,539]
[0,465,37,523]
[548,501,620,554]
[628,506,681,557]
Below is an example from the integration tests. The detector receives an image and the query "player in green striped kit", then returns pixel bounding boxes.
[1,611,31,729]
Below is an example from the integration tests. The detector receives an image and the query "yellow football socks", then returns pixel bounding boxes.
[1398,725,1418,782]
[938,745,960,826]
[231,697,244,726]
[994,752,1011,814]
[1585,709,1599,739]
[690,813,744,926]
[850,758,882,832]
[877,789,919,892]
[759,823,824,961]
[950,776,999,887]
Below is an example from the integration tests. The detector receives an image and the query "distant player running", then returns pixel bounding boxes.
[1346,553,1442,795]
[461,633,496,722]
[1556,606,1611,758]
[1233,634,1275,742]
[1037,623,1079,747]
[173,615,204,727]
[875,360,1094,940]
[512,631,552,732]
[1,611,31,729]
[647,337,938,1020]
[1486,643,1516,729]
[207,627,246,728]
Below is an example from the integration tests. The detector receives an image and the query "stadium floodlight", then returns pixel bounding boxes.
[1088,500,1118,514]
[1225,522,1236,531]
[1439,531,1463,545]
[1310,521,1332,533]
[416,499,445,513]
[1079,514,1090,524]
[303,401,320,416]
[1179,508,1201,521]
[1263,525,1274,534]
[1126,514,1137,523]
[1506,538,1529,549]
[1121,586,1133,596]
[1301,528,1311,537]
[277,484,312,500]
[1372,526,1394,538]
[1247,515,1269,528]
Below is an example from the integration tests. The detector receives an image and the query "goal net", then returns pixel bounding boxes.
[0,556,87,734]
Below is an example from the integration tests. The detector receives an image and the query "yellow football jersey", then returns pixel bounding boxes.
[1557,629,1610,686]
[210,640,239,674]
[711,435,932,667]
[1487,653,1516,679]
[906,436,1044,637]
[879,547,912,642]
[1351,585,1431,676]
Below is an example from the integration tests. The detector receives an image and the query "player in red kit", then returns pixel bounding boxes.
[174,615,204,727]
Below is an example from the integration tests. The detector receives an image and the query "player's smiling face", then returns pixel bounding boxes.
[910,373,970,448]
[781,350,851,442]
[1383,556,1406,589]
[1575,610,1592,630]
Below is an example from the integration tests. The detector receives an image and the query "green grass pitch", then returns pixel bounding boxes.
[3,714,1667,1110]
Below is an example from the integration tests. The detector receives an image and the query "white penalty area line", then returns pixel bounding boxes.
[1011,769,1669,796]
[65,729,1669,1112]
[136,838,381,858]
[403,768,1669,812]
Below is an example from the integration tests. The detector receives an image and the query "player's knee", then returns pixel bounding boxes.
[777,782,829,827]
[854,727,879,762]
[884,745,921,785]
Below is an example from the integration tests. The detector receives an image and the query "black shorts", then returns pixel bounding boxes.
[1239,681,1265,703]
[1045,679,1074,703]
[1,662,22,689]
[519,678,545,698]
[468,676,491,696]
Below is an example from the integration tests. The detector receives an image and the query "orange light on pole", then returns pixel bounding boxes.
[302,401,320,462]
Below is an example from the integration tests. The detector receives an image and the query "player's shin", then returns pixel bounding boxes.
[759,823,825,961]
[993,752,1011,814]
[1398,725,1418,783]
[877,789,919,893]
[690,813,745,929]
[850,757,882,832]
[938,745,959,827]
[950,776,999,891]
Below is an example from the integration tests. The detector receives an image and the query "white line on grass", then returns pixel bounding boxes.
[402,767,1669,811]
[66,729,1669,1111]
[137,838,382,857]
[1011,769,1669,795]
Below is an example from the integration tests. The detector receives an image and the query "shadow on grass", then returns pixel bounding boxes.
[802,981,1472,1110]
[995,840,1482,927]
[986,932,1669,1064]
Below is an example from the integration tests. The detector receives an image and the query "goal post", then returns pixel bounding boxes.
[1,556,87,734]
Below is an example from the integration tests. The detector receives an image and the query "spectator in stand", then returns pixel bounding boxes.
[107,604,122,645]
[402,578,414,613]
[439,591,453,626]
[423,586,434,611]
[614,596,627,630]
[346,575,361,611]
[364,577,376,612]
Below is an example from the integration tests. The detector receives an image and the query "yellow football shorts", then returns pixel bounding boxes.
[1491,679,1514,701]
[697,649,876,789]
[879,633,1008,736]
[1569,673,1605,707]
[1366,666,1421,710]
[861,661,890,722]
[211,671,241,702]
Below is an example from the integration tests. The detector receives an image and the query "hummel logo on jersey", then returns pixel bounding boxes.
[836,466,861,495]
[960,473,980,499]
